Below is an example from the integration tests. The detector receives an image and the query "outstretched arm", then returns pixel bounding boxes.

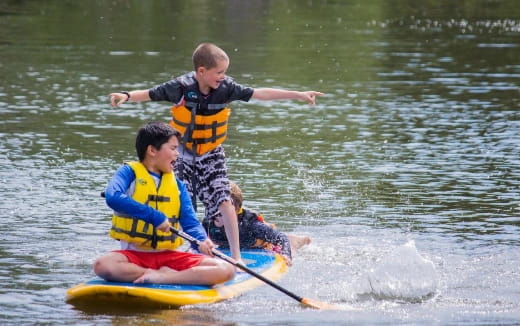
[251,88,324,105]
[110,90,151,107]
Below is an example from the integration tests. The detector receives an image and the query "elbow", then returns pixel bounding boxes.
[104,190,126,211]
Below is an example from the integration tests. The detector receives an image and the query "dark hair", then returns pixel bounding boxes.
[192,43,229,70]
[135,122,181,161]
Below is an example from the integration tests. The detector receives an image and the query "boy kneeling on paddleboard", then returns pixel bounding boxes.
[93,122,234,285]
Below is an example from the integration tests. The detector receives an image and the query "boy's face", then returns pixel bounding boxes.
[197,59,229,92]
[150,136,179,174]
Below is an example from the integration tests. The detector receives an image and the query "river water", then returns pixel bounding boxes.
[1,0,519,325]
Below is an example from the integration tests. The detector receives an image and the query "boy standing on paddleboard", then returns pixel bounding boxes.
[109,43,323,262]
[94,122,234,285]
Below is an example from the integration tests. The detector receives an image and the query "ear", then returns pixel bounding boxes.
[196,66,206,75]
[147,145,157,157]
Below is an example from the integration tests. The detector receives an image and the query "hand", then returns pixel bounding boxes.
[156,219,171,233]
[299,91,324,105]
[198,238,216,256]
[281,254,293,267]
[110,92,129,107]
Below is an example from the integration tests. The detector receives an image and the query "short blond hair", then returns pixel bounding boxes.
[229,181,243,210]
[192,43,229,70]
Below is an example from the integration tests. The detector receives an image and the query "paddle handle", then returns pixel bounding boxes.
[170,227,305,303]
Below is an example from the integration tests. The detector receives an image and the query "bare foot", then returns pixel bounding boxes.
[288,234,312,251]
[133,266,176,284]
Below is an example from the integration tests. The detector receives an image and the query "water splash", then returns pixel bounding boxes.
[366,241,439,302]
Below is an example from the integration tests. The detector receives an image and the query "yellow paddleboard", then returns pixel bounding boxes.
[66,249,287,309]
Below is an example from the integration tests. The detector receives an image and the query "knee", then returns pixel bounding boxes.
[93,256,114,280]
[220,262,236,283]
[212,261,235,284]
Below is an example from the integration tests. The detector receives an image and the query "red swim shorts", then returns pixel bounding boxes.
[115,250,205,271]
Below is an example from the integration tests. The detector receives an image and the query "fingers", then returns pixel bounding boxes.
[157,220,171,233]
[199,239,216,256]
[307,93,318,105]
[304,91,324,105]
[206,246,215,257]
[109,93,127,107]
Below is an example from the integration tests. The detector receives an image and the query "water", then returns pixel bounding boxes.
[1,0,519,324]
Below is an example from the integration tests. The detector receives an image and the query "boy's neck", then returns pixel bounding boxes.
[194,74,211,95]
[140,159,159,175]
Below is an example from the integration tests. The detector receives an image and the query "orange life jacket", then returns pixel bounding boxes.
[170,101,230,156]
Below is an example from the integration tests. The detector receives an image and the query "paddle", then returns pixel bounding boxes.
[170,226,335,309]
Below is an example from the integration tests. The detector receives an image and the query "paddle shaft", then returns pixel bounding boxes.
[170,227,306,304]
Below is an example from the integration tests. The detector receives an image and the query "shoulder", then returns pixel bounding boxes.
[175,177,189,194]
[104,164,136,199]
[221,75,239,87]
[177,71,197,87]
[115,163,135,179]
[242,207,259,214]
[148,73,195,102]
[175,177,185,188]
[242,208,260,220]
[219,76,254,101]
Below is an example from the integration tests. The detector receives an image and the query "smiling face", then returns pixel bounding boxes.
[146,135,179,174]
[196,58,229,94]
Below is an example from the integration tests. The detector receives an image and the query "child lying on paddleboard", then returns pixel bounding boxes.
[202,182,311,266]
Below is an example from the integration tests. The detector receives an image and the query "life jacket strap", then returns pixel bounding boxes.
[184,101,227,112]
[171,116,227,131]
[187,131,227,145]
[111,223,180,249]
[147,194,170,202]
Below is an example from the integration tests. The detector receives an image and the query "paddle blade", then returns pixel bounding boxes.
[300,297,337,310]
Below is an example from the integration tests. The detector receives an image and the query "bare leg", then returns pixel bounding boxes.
[218,200,242,261]
[133,257,235,285]
[93,252,147,282]
[94,252,234,285]
[287,234,312,252]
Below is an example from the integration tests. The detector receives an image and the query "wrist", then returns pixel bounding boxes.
[121,91,130,101]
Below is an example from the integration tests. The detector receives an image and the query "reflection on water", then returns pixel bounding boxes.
[73,306,231,326]
[1,0,520,324]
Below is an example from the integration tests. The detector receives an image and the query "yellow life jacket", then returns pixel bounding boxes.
[109,161,183,250]
[170,101,230,156]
